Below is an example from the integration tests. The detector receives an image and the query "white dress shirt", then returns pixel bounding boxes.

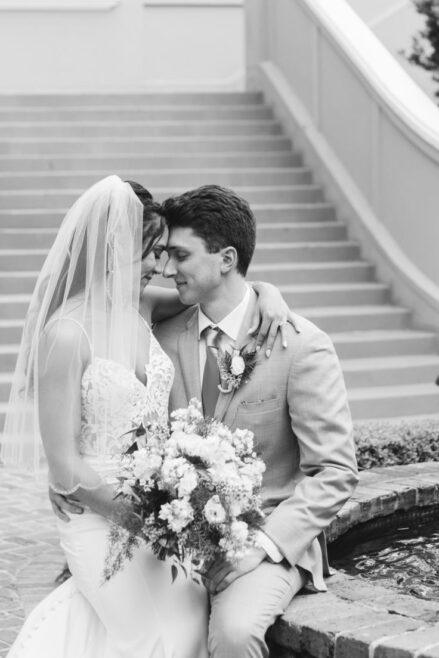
[197,285,283,564]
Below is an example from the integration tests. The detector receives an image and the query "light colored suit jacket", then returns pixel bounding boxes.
[154,289,358,588]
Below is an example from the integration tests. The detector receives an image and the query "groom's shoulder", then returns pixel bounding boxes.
[282,311,335,354]
[153,305,197,340]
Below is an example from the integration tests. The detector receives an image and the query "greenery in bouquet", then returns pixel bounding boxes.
[104,398,266,583]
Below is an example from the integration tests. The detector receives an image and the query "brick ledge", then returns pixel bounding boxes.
[270,462,439,658]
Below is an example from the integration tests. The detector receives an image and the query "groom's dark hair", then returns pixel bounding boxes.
[161,185,256,276]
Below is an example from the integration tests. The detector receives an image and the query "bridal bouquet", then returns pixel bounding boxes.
[104,398,266,582]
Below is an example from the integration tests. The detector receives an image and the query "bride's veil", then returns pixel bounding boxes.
[1,175,151,479]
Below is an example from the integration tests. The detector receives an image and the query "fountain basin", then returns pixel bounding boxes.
[269,462,439,658]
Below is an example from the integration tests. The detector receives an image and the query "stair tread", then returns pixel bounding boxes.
[257,240,357,248]
[0,294,31,301]
[0,165,311,178]
[354,413,439,425]
[0,202,332,214]
[0,344,20,353]
[332,329,437,341]
[0,184,319,194]
[297,305,408,316]
[280,282,387,291]
[342,354,439,369]
[0,104,268,111]
[0,319,24,326]
[251,261,369,271]
[349,382,439,398]
[0,134,287,144]
[0,149,295,159]
[256,221,341,229]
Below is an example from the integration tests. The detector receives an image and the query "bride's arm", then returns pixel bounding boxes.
[140,285,186,325]
[38,322,135,526]
[141,282,297,355]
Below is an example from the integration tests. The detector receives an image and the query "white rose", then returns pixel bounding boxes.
[177,468,198,497]
[230,355,245,376]
[203,495,227,525]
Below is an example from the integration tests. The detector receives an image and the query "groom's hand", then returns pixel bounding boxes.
[49,487,84,522]
[205,546,266,594]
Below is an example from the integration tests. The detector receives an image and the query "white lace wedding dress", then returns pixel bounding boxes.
[8,323,209,658]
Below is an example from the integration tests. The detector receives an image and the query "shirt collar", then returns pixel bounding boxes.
[198,285,251,342]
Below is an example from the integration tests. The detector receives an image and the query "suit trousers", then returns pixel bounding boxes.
[208,560,306,658]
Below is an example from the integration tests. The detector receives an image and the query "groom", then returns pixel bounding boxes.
[154,185,358,657]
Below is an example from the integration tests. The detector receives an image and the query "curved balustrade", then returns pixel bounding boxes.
[245,0,439,327]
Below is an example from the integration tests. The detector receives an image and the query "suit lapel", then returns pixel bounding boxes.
[214,289,259,423]
[177,308,202,403]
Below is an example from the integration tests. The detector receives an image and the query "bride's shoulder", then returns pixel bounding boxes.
[40,309,91,362]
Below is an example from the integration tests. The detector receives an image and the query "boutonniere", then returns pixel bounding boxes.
[217,347,258,394]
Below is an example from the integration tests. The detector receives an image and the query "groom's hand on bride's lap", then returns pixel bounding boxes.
[204,546,267,594]
[49,488,84,522]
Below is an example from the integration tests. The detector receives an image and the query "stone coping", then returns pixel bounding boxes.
[270,462,439,658]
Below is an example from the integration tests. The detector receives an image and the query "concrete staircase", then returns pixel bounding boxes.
[0,91,438,427]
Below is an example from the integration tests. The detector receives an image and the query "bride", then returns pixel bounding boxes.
[2,176,292,658]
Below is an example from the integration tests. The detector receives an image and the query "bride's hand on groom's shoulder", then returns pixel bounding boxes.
[204,546,267,595]
[250,281,299,357]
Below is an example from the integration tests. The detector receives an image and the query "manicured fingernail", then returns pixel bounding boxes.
[265,349,271,357]
[282,341,288,348]
[256,346,261,352]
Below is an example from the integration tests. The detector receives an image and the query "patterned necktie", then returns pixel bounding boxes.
[201,325,222,418]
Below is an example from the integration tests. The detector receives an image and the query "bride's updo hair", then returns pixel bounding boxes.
[125,180,165,257]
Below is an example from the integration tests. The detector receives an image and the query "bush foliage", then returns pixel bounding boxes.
[405,0,439,99]
[354,417,439,469]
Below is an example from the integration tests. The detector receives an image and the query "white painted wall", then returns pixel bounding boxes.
[246,0,439,328]
[346,0,438,100]
[0,0,245,92]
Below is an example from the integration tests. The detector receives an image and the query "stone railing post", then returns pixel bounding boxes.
[244,0,268,89]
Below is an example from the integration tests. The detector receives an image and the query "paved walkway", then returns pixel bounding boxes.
[0,467,64,656]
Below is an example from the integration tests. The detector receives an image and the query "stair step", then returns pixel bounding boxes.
[342,355,439,387]
[0,272,39,294]
[256,221,347,242]
[0,105,274,122]
[0,295,31,318]
[253,203,336,223]
[0,203,337,228]
[348,383,439,420]
[0,92,264,107]
[249,261,374,284]
[0,224,350,250]
[0,229,57,249]
[332,330,438,359]
[0,372,13,402]
[296,305,411,332]
[0,168,313,190]
[280,282,389,307]
[0,344,19,370]
[253,241,360,263]
[0,151,302,172]
[0,250,48,271]
[0,319,24,342]
[0,135,293,156]
[0,120,284,139]
[0,186,325,209]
